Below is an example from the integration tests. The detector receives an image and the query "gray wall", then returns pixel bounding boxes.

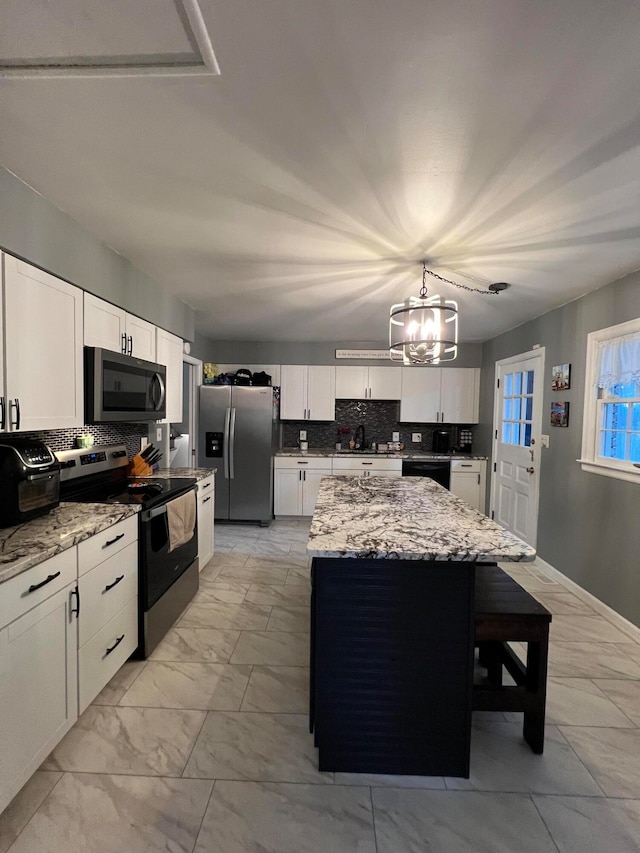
[476,272,640,627]
[0,167,194,341]
[192,335,483,368]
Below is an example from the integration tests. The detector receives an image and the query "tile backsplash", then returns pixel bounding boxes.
[16,423,149,460]
[281,401,473,452]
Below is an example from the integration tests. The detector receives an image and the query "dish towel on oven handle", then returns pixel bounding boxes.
[166,490,196,553]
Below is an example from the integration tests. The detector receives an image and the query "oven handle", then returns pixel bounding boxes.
[141,504,167,522]
[229,407,236,480]
[25,471,57,482]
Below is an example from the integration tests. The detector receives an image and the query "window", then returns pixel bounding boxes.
[501,369,534,447]
[580,317,640,484]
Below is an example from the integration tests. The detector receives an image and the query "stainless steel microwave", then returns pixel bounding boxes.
[84,347,166,422]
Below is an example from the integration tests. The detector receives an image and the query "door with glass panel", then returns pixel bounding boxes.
[491,350,544,547]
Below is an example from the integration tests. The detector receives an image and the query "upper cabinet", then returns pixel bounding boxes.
[156,327,184,423]
[280,365,335,421]
[335,366,401,400]
[84,293,156,362]
[1,254,83,432]
[400,367,480,423]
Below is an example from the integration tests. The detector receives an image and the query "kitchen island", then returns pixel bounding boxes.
[307,475,535,778]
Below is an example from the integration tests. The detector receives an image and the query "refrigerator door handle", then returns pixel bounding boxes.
[229,407,237,479]
[223,407,231,479]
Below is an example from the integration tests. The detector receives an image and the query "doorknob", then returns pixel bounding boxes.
[526,466,535,474]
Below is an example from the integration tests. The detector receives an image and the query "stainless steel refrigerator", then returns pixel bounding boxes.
[198,385,275,524]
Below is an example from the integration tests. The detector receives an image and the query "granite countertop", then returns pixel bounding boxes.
[277,447,487,461]
[151,467,216,481]
[0,503,140,586]
[307,475,535,562]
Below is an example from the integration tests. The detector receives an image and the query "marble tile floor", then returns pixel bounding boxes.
[2,520,640,852]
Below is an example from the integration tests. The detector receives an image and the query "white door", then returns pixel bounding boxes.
[156,328,184,423]
[0,585,78,814]
[274,469,302,514]
[4,255,84,431]
[335,366,367,399]
[307,366,335,421]
[126,314,156,361]
[441,368,480,423]
[400,368,441,422]
[302,470,326,516]
[491,350,545,547]
[368,367,402,400]
[84,293,126,352]
[280,365,307,420]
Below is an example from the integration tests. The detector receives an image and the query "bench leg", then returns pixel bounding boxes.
[522,634,549,754]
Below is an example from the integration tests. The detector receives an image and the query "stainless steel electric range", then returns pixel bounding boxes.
[57,444,199,657]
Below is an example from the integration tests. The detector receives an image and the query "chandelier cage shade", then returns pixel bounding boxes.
[389,294,458,365]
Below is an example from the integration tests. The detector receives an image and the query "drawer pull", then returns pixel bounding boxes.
[102,532,125,549]
[297,461,308,465]
[103,575,125,593]
[105,634,125,656]
[362,462,373,465]
[202,496,212,503]
[460,464,473,468]
[201,481,211,489]
[27,571,61,593]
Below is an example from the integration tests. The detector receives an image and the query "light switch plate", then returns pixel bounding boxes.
[299,430,307,441]
[156,427,163,442]
[541,434,550,448]
[392,431,400,442]
[412,433,422,443]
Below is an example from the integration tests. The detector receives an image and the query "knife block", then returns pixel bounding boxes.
[129,454,153,478]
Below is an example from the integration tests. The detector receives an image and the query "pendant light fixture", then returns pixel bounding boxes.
[389,263,508,365]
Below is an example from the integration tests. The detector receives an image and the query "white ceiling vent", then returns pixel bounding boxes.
[0,0,219,77]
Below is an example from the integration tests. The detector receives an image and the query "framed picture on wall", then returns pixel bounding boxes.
[551,363,571,390]
[551,401,570,427]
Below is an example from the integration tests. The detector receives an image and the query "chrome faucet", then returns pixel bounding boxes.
[354,424,365,451]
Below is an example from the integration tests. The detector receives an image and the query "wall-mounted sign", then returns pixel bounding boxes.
[335,349,392,360]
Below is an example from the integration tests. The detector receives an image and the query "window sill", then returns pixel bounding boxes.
[578,459,640,485]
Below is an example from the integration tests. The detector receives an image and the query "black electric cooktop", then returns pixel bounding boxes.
[62,475,197,511]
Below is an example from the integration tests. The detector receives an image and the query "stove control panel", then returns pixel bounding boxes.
[81,451,107,466]
[56,444,130,481]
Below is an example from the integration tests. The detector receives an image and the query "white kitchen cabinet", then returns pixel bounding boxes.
[156,327,184,423]
[84,292,157,362]
[335,366,401,400]
[274,456,332,515]
[332,457,403,478]
[400,367,480,424]
[77,523,139,713]
[0,572,78,815]
[280,365,335,421]
[1,253,83,432]
[197,475,215,569]
[449,459,487,513]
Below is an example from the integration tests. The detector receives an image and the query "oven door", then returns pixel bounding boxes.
[85,347,166,422]
[139,490,198,609]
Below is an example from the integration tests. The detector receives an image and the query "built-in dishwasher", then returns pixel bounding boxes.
[401,459,450,489]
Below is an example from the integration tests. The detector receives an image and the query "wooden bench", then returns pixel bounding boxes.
[473,564,552,754]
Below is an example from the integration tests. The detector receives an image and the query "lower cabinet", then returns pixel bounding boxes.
[274,457,332,516]
[0,563,78,814]
[449,460,487,513]
[197,476,215,569]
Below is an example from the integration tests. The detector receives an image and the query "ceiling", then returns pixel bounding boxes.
[1,0,639,344]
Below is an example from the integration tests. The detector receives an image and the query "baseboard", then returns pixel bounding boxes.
[533,556,640,644]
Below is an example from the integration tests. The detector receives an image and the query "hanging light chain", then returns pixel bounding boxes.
[423,264,499,295]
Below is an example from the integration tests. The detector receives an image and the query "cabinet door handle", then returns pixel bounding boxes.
[70,586,80,618]
[27,571,61,593]
[11,398,20,430]
[303,470,306,481]
[102,532,125,549]
[203,496,212,503]
[0,396,5,431]
[105,634,125,656]
[103,575,125,593]
[121,332,127,354]
[478,474,481,485]
[128,335,133,356]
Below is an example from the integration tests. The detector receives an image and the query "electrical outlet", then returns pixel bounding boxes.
[392,431,400,442]
[541,434,550,448]
[412,433,422,443]
[156,427,163,442]
[299,430,307,441]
